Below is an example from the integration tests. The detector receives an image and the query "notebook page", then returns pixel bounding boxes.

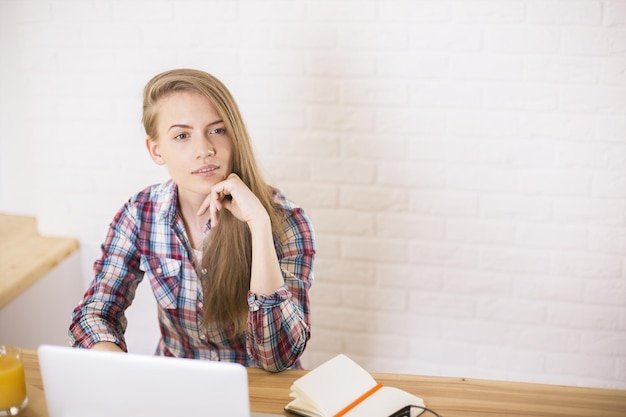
[288,355,378,416]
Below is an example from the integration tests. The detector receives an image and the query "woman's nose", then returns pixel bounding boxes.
[197,146,215,158]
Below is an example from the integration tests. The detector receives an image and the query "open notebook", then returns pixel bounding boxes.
[38,344,280,417]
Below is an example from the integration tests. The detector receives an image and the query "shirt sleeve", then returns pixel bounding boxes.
[245,206,316,372]
[68,204,143,351]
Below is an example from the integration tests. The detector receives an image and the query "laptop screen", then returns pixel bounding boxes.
[39,344,257,417]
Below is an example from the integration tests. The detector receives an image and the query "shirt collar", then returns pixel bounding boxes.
[153,179,178,223]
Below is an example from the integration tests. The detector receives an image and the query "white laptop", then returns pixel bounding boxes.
[38,344,282,417]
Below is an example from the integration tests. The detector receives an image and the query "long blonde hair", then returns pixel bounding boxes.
[142,69,283,337]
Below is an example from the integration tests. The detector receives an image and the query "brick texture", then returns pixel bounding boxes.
[1,0,625,389]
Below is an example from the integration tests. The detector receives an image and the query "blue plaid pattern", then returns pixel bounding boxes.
[69,180,315,372]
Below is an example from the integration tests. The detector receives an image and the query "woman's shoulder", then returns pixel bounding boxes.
[270,187,313,228]
[131,180,175,202]
[269,187,315,252]
[123,180,177,219]
[269,186,300,212]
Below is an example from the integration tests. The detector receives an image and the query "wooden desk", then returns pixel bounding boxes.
[0,214,79,308]
[18,348,626,417]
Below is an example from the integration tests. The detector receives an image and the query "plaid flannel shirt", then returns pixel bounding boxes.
[69,180,315,372]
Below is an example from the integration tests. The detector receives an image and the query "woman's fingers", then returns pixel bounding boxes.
[197,174,233,218]
[197,196,211,216]
[208,188,228,228]
[197,173,264,228]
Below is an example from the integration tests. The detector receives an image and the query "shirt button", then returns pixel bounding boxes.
[156,267,162,274]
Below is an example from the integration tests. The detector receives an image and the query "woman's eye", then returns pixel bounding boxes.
[174,133,189,140]
[210,128,226,135]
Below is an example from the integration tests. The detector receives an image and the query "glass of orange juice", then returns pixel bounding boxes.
[0,346,28,416]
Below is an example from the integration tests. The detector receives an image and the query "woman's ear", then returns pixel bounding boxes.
[146,137,166,165]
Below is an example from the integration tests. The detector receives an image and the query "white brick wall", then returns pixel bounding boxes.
[1,0,625,389]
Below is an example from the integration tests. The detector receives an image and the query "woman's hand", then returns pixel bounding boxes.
[197,173,269,229]
[91,341,124,352]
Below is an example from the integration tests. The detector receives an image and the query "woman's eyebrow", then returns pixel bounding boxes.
[168,123,192,131]
[207,119,224,128]
[168,119,223,131]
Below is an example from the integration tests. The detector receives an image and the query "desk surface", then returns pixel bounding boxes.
[18,348,626,417]
[0,214,79,308]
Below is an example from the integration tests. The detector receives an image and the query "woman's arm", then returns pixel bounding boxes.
[69,205,143,352]
[202,173,286,295]
[200,176,315,371]
[246,205,315,371]
[248,213,286,295]
[91,341,125,352]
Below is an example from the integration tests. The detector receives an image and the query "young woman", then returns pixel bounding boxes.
[69,69,315,372]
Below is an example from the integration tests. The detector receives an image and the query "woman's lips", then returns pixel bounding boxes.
[192,165,219,175]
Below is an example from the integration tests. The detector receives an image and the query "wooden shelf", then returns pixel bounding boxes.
[0,214,79,309]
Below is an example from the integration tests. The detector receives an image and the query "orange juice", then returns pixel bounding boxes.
[0,355,27,410]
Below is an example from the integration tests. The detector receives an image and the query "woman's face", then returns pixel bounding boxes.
[146,91,234,202]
